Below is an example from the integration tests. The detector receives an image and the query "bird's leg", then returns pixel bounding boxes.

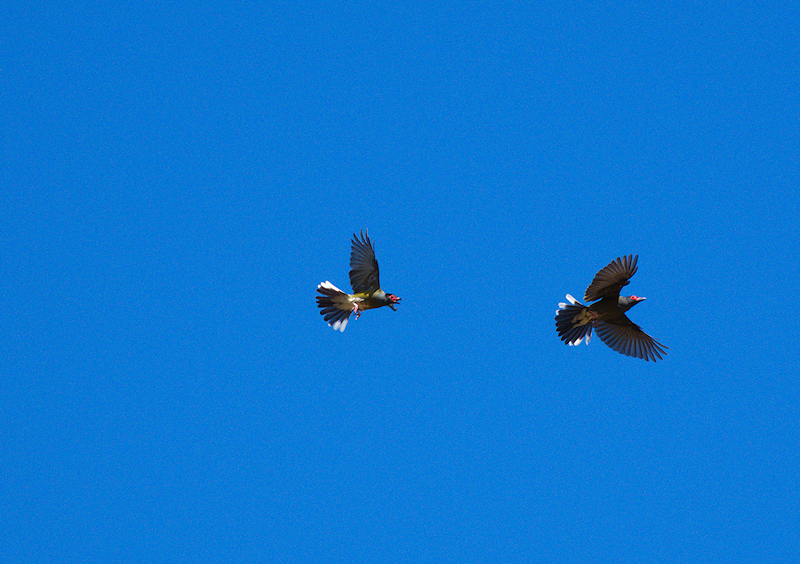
[353,303,361,319]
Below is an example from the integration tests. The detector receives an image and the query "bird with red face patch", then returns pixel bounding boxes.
[316,230,401,332]
[555,254,667,361]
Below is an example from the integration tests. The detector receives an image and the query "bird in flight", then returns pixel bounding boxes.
[316,230,401,332]
[555,255,667,361]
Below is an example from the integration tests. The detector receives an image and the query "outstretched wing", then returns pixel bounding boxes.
[349,230,380,294]
[594,314,668,362]
[584,254,638,301]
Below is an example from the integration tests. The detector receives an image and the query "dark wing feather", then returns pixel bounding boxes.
[594,314,668,362]
[349,230,380,293]
[584,254,638,301]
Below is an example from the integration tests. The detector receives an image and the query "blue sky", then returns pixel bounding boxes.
[3,2,799,562]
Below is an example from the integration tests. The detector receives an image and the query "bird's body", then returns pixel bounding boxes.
[555,255,667,361]
[351,289,397,311]
[316,231,400,332]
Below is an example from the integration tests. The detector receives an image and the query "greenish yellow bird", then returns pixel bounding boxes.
[316,230,401,332]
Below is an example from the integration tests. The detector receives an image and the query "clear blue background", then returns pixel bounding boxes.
[3,2,799,562]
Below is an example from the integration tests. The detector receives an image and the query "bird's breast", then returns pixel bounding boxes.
[587,299,625,321]
[350,292,381,310]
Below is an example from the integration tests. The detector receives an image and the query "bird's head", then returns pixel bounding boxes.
[619,295,646,311]
[387,294,401,311]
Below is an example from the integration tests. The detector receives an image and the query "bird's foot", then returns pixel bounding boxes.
[353,304,361,319]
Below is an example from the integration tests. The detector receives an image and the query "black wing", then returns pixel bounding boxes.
[594,314,668,361]
[584,254,638,301]
[349,230,380,294]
